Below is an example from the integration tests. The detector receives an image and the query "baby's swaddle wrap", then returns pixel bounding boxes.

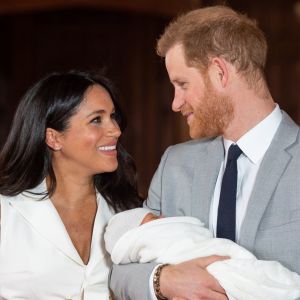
[105,208,300,300]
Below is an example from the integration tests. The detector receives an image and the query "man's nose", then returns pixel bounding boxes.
[172,91,185,112]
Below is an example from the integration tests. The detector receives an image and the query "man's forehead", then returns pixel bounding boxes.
[166,44,185,61]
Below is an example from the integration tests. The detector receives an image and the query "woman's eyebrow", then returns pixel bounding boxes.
[86,109,106,117]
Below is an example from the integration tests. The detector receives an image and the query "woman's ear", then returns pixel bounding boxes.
[45,128,62,151]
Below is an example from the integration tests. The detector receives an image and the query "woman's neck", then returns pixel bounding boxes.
[46,174,96,209]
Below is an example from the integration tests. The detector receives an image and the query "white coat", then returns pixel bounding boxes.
[0,181,113,299]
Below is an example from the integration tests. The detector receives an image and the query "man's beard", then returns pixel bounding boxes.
[189,78,234,139]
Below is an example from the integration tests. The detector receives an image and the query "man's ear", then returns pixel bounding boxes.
[45,128,62,151]
[207,57,229,90]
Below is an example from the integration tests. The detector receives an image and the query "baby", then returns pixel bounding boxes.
[105,208,300,300]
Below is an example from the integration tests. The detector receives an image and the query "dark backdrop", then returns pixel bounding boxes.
[0,0,299,195]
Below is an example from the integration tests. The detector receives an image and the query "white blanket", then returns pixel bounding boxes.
[106,216,300,300]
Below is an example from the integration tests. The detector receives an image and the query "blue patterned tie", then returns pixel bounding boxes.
[217,144,242,241]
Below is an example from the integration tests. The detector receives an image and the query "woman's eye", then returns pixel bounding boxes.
[91,116,101,124]
[111,112,121,125]
[111,112,116,120]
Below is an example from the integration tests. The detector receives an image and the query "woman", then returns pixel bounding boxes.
[0,70,142,299]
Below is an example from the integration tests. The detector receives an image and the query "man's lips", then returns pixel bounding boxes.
[183,112,193,123]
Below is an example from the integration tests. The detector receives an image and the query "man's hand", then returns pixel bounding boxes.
[160,255,229,300]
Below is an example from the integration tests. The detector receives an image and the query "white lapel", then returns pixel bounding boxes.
[239,112,299,250]
[9,181,85,266]
[87,192,113,270]
[191,137,224,227]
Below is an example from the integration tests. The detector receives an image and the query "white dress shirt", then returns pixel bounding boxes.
[210,104,282,241]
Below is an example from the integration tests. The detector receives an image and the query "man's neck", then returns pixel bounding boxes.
[223,88,276,142]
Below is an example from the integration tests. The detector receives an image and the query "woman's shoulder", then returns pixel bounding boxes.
[0,180,47,200]
[96,191,115,218]
[0,193,18,202]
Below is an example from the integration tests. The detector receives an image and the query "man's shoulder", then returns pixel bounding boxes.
[167,137,221,154]
[275,111,300,149]
[281,111,300,129]
[160,137,222,165]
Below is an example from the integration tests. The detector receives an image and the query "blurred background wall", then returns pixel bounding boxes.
[0,0,299,195]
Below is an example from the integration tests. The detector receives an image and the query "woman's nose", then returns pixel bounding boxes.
[107,121,121,138]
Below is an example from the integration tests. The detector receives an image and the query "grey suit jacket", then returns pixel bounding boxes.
[110,112,300,300]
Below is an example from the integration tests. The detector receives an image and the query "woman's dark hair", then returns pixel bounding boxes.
[0,70,143,212]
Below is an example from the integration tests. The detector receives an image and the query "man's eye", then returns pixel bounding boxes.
[180,82,187,88]
[176,81,187,89]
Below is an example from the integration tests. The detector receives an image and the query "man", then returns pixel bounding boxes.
[110,5,300,300]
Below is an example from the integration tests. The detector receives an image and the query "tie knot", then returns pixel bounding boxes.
[227,144,242,161]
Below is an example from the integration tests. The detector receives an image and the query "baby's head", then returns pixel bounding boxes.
[140,212,162,225]
[104,208,161,254]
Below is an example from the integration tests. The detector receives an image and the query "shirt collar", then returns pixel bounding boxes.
[223,104,282,164]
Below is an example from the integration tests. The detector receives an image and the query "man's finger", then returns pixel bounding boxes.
[197,255,230,268]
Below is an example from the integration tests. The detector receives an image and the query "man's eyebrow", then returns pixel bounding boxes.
[172,78,185,84]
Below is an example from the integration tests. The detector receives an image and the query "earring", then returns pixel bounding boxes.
[54,146,62,151]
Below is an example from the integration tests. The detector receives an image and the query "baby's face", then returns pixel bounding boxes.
[140,213,162,225]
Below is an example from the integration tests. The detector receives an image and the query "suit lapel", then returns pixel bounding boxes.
[239,112,299,250]
[191,137,224,227]
[10,183,85,266]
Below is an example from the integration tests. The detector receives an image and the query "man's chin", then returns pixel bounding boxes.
[189,127,203,139]
[189,126,219,140]
[188,119,207,139]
